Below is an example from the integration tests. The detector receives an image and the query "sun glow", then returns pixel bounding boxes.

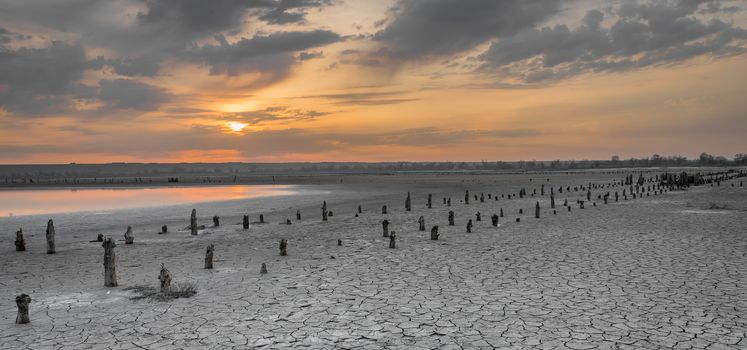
[226,122,248,133]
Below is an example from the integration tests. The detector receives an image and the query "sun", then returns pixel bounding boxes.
[226,121,248,133]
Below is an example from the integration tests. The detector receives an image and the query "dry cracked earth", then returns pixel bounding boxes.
[1,172,745,349]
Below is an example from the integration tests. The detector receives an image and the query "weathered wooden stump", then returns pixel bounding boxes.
[550,194,555,209]
[447,198,451,206]
[563,199,568,206]
[465,190,470,204]
[358,205,362,214]
[568,206,572,212]
[580,201,585,209]
[491,214,499,227]
[159,264,171,292]
[389,232,396,248]
[516,218,520,222]
[15,229,25,252]
[427,194,432,209]
[260,263,268,274]
[243,215,250,229]
[535,201,540,219]
[443,198,447,204]
[205,244,214,269]
[466,220,473,233]
[161,225,168,234]
[102,237,117,287]
[259,214,265,223]
[382,220,390,237]
[405,192,411,211]
[322,201,328,221]
[279,239,288,256]
[382,205,387,214]
[297,210,301,220]
[337,239,342,246]
[46,219,55,254]
[328,211,333,217]
[213,216,220,227]
[286,219,292,225]
[448,211,454,226]
[418,216,425,231]
[15,294,31,324]
[519,208,523,214]
[430,226,439,240]
[96,233,104,242]
[124,226,134,244]
[553,210,557,215]
[476,212,481,221]
[480,193,485,203]
[190,209,198,235]
[500,208,504,217]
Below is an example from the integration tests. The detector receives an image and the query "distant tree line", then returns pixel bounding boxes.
[0,152,745,180]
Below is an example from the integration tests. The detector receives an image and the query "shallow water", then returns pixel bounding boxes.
[0,185,297,217]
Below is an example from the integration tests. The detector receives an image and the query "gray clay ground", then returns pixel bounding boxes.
[1,172,745,349]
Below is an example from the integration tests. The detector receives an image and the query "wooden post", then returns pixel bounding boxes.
[480,193,485,203]
[46,219,55,254]
[213,216,220,227]
[161,225,168,234]
[279,239,288,256]
[427,194,432,209]
[418,216,425,231]
[465,190,469,204]
[296,210,301,220]
[389,232,396,248]
[550,194,555,209]
[260,263,268,274]
[259,214,264,223]
[322,201,328,221]
[535,201,540,218]
[358,205,362,214]
[15,294,31,324]
[102,237,117,287]
[381,205,387,214]
[125,226,135,244]
[190,209,198,235]
[15,229,25,252]
[158,264,171,292]
[96,233,103,242]
[124,226,134,244]
[500,208,504,217]
[405,192,411,212]
[448,211,454,226]
[338,239,342,246]
[466,220,473,233]
[475,212,481,221]
[243,215,250,229]
[382,220,390,237]
[193,241,210,270]
[491,214,499,227]
[430,226,439,240]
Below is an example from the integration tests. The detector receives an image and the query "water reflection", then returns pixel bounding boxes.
[0,185,296,217]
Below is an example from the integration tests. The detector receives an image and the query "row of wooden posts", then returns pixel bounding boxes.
[11,170,746,324]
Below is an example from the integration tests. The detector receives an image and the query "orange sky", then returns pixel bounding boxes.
[0,0,746,163]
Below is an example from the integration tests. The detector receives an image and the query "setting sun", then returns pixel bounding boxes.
[226,122,248,133]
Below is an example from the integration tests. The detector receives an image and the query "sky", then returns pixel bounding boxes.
[0,0,746,164]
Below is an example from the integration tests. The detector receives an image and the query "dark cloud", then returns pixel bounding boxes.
[105,55,162,77]
[231,106,329,125]
[373,0,564,60]
[97,79,171,112]
[187,30,341,77]
[256,0,335,24]
[0,41,95,115]
[299,51,324,60]
[478,0,747,82]
[300,91,418,106]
